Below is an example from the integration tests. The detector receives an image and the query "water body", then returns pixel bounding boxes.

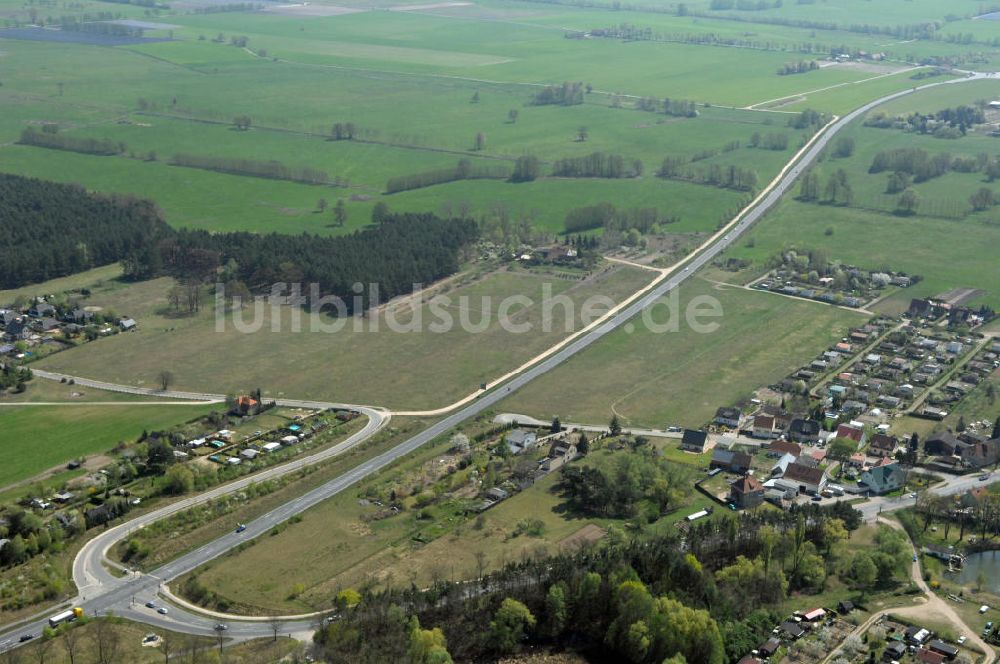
[953,550,1000,594]
[978,11,1000,21]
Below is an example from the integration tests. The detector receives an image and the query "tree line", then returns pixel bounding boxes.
[869,147,961,183]
[0,174,172,289]
[170,152,333,185]
[777,59,819,75]
[19,127,126,156]
[385,159,511,194]
[563,202,677,234]
[532,82,586,106]
[552,152,643,178]
[657,157,759,192]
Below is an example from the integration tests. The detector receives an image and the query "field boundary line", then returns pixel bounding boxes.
[392,112,841,417]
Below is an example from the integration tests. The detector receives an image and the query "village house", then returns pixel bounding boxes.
[924,431,967,457]
[505,429,539,455]
[710,448,752,474]
[781,462,828,495]
[868,432,898,457]
[680,429,709,453]
[714,406,742,428]
[768,439,802,458]
[836,423,866,446]
[541,439,577,472]
[752,414,777,439]
[729,475,765,509]
[769,452,796,476]
[860,463,907,495]
[788,418,821,444]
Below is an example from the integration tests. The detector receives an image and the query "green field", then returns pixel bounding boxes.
[33,263,655,410]
[2,0,983,240]
[500,277,867,428]
[0,402,214,489]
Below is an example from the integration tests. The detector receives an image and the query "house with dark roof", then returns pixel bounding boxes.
[768,440,802,458]
[788,418,821,444]
[729,475,765,508]
[860,463,907,495]
[782,462,828,495]
[4,319,30,341]
[757,638,780,658]
[65,308,93,324]
[779,621,805,639]
[752,414,776,439]
[714,406,742,428]
[28,302,55,318]
[869,433,898,457]
[680,429,709,453]
[925,432,967,457]
[884,642,907,661]
[711,448,751,473]
[961,437,1000,469]
[926,640,958,660]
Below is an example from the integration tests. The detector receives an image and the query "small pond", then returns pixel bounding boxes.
[952,549,1000,594]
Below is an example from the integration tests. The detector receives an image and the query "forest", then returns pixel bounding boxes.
[0,174,172,288]
[310,499,905,664]
[127,211,479,311]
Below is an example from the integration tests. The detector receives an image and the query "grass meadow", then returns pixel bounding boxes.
[0,402,214,489]
[500,277,867,428]
[34,263,656,410]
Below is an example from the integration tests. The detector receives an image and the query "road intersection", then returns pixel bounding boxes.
[1,71,996,652]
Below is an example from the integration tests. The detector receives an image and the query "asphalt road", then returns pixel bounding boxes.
[1,72,992,651]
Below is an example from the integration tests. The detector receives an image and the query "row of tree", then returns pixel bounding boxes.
[532,81,586,106]
[385,159,510,194]
[19,127,125,156]
[551,151,643,178]
[563,202,677,234]
[776,59,820,75]
[170,153,332,185]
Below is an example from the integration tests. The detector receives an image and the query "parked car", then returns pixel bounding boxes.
[957,636,967,645]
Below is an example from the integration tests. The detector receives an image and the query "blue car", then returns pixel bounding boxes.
[235,523,247,533]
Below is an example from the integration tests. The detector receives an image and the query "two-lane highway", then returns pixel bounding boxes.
[1,71,993,651]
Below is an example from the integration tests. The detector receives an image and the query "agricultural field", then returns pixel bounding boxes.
[33,262,655,410]
[500,277,867,428]
[2,0,984,241]
[715,79,1000,311]
[0,402,215,490]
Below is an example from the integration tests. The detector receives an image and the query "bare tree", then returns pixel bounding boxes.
[92,619,122,664]
[62,625,81,664]
[0,646,23,664]
[30,637,52,664]
[158,370,174,391]
[159,632,173,663]
[475,550,488,580]
[269,617,282,642]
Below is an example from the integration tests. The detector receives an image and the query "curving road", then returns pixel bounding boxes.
[1,71,993,651]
